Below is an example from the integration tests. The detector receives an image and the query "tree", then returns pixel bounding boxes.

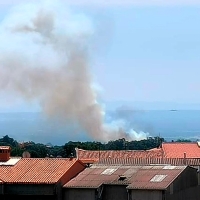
[176,139,192,142]
[0,135,18,147]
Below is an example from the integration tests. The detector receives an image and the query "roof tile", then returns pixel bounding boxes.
[0,158,83,184]
[162,142,200,158]
[77,149,163,164]
[64,164,186,190]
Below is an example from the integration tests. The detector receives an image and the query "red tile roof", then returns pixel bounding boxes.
[77,149,164,164]
[99,157,200,166]
[64,164,187,190]
[0,158,85,184]
[77,142,200,163]
[162,142,200,158]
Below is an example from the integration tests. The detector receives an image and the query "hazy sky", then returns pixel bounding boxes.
[0,0,200,111]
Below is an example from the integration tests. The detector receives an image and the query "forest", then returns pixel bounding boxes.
[0,135,191,158]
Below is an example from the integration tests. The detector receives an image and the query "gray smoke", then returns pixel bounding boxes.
[0,1,113,141]
[0,1,148,142]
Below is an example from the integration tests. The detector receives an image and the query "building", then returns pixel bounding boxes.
[76,148,163,165]
[160,142,200,158]
[76,142,200,167]
[0,146,11,161]
[63,164,200,200]
[0,146,86,200]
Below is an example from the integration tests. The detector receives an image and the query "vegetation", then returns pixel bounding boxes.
[0,134,191,158]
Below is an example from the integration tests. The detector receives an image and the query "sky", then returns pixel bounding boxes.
[0,0,200,111]
[0,0,200,143]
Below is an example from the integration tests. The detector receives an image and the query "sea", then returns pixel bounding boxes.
[0,110,200,145]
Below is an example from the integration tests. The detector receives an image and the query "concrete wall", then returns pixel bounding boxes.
[130,190,162,200]
[165,185,200,200]
[2,195,56,200]
[0,184,3,194]
[63,188,96,200]
[64,185,128,200]
[172,167,198,193]
[4,184,55,195]
[102,185,128,200]
[164,166,200,200]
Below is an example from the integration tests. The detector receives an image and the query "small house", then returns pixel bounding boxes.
[63,164,199,200]
[0,146,86,200]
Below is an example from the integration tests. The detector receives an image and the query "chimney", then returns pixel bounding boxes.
[197,141,200,147]
[75,147,79,160]
[0,146,11,162]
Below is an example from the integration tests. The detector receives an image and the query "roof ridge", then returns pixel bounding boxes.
[163,142,197,144]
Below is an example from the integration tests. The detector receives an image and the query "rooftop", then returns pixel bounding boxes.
[162,142,200,158]
[64,164,187,190]
[0,158,84,184]
[77,149,163,164]
[0,157,21,166]
[98,157,200,166]
[77,142,200,165]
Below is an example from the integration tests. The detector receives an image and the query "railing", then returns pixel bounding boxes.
[98,157,200,166]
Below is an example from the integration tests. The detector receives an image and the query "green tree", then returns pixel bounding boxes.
[176,139,192,142]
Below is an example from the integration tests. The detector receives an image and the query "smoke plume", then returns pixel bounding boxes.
[0,1,148,142]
